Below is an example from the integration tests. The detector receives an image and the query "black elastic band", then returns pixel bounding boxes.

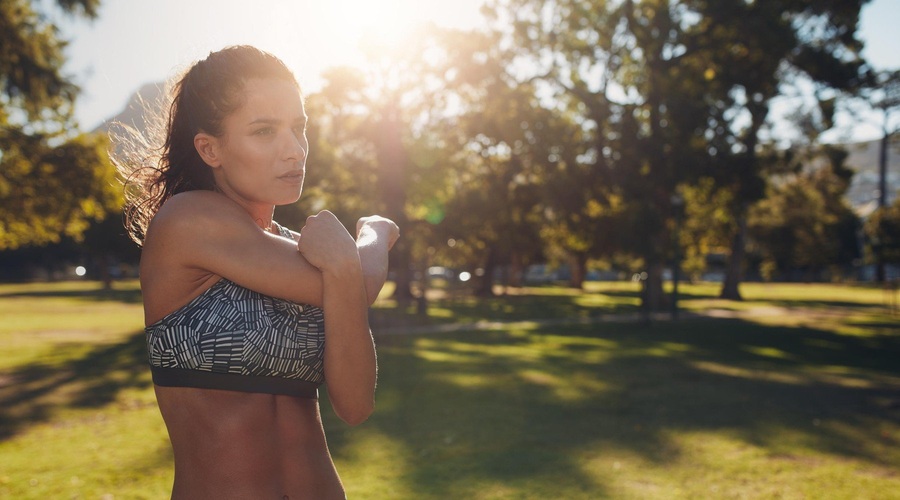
[151,366,319,399]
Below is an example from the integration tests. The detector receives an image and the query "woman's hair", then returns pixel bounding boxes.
[115,45,300,245]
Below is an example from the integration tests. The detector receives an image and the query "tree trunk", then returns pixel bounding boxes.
[720,206,747,300]
[391,243,415,303]
[475,247,497,297]
[642,259,666,313]
[876,130,889,283]
[376,99,414,300]
[416,245,429,315]
[569,252,588,289]
[508,254,524,288]
[98,254,113,290]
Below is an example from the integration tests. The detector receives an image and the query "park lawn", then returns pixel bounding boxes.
[0,280,898,499]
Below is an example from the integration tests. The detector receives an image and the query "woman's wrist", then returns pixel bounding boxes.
[320,252,364,282]
[357,217,399,249]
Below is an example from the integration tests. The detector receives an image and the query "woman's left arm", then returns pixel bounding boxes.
[285,215,397,305]
[355,216,399,305]
[295,212,397,426]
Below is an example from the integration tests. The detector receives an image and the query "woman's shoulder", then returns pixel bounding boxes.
[146,191,252,243]
[160,190,242,216]
[158,191,249,225]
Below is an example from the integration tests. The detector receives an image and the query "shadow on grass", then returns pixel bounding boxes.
[751,299,886,311]
[3,284,897,497]
[322,316,900,498]
[371,289,642,331]
[604,285,887,312]
[0,329,149,441]
[600,288,710,301]
[0,286,143,304]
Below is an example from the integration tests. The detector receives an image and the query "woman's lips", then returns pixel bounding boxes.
[278,170,304,183]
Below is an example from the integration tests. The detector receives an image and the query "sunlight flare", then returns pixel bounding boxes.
[316,0,422,56]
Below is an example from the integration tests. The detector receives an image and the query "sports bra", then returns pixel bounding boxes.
[145,222,325,398]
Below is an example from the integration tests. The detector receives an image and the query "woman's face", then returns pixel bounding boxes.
[201,77,308,209]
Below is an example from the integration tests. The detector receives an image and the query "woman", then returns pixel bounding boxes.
[118,45,398,499]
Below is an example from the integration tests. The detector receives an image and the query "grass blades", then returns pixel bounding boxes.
[0,280,898,499]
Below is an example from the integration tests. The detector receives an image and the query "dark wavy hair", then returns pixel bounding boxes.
[116,45,300,245]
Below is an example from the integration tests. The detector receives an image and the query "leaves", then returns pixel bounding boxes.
[295,0,872,295]
[0,0,118,250]
[0,130,120,250]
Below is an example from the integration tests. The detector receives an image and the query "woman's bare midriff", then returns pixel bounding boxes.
[154,386,345,500]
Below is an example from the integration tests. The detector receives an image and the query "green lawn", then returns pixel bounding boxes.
[1,280,898,499]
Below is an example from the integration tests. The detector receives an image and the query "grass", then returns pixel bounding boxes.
[0,280,898,498]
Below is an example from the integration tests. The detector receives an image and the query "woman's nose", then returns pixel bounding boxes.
[284,131,307,162]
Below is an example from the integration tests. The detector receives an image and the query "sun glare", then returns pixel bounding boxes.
[317,0,421,55]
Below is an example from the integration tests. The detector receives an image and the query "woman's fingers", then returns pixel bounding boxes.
[297,211,358,271]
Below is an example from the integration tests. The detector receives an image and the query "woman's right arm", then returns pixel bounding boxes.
[144,191,326,307]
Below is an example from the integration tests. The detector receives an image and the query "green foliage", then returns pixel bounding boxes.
[680,177,735,279]
[681,0,868,295]
[277,2,877,299]
[439,45,566,290]
[276,26,470,299]
[748,144,860,280]
[0,0,99,125]
[0,131,121,250]
[864,197,900,265]
[0,0,119,251]
[479,0,870,301]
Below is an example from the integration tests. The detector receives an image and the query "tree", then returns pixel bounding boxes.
[441,80,555,295]
[430,27,591,294]
[682,0,870,298]
[852,69,900,282]
[748,145,860,281]
[489,0,871,304]
[485,0,717,310]
[679,177,734,281]
[0,130,120,250]
[0,0,119,250]
[279,27,461,301]
[865,70,900,210]
[864,196,900,273]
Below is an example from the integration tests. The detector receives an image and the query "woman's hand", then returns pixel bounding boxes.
[297,210,359,272]
[354,215,398,305]
[356,215,399,250]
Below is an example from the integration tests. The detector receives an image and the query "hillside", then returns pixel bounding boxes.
[844,139,900,212]
[92,82,166,135]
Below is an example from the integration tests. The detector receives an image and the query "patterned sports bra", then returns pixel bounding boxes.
[145,222,325,398]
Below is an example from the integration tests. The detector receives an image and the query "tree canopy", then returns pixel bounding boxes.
[277,0,878,306]
[0,0,118,250]
[3,0,885,298]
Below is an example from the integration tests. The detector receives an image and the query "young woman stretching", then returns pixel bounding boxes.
[118,45,398,499]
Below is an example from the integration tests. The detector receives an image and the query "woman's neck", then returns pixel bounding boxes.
[212,181,275,233]
[254,216,274,232]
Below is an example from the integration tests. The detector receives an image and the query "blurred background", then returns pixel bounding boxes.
[3,2,900,498]
[2,0,899,311]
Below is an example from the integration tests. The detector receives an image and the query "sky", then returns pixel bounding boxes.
[59,0,900,140]
[60,0,487,129]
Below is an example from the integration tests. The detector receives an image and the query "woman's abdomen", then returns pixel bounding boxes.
[156,386,342,498]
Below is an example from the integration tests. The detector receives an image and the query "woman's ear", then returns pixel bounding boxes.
[194,133,222,168]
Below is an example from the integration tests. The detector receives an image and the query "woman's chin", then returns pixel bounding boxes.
[273,189,303,206]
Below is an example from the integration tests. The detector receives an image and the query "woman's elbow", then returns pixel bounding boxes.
[365,288,379,306]
[364,277,384,306]
[334,399,375,426]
